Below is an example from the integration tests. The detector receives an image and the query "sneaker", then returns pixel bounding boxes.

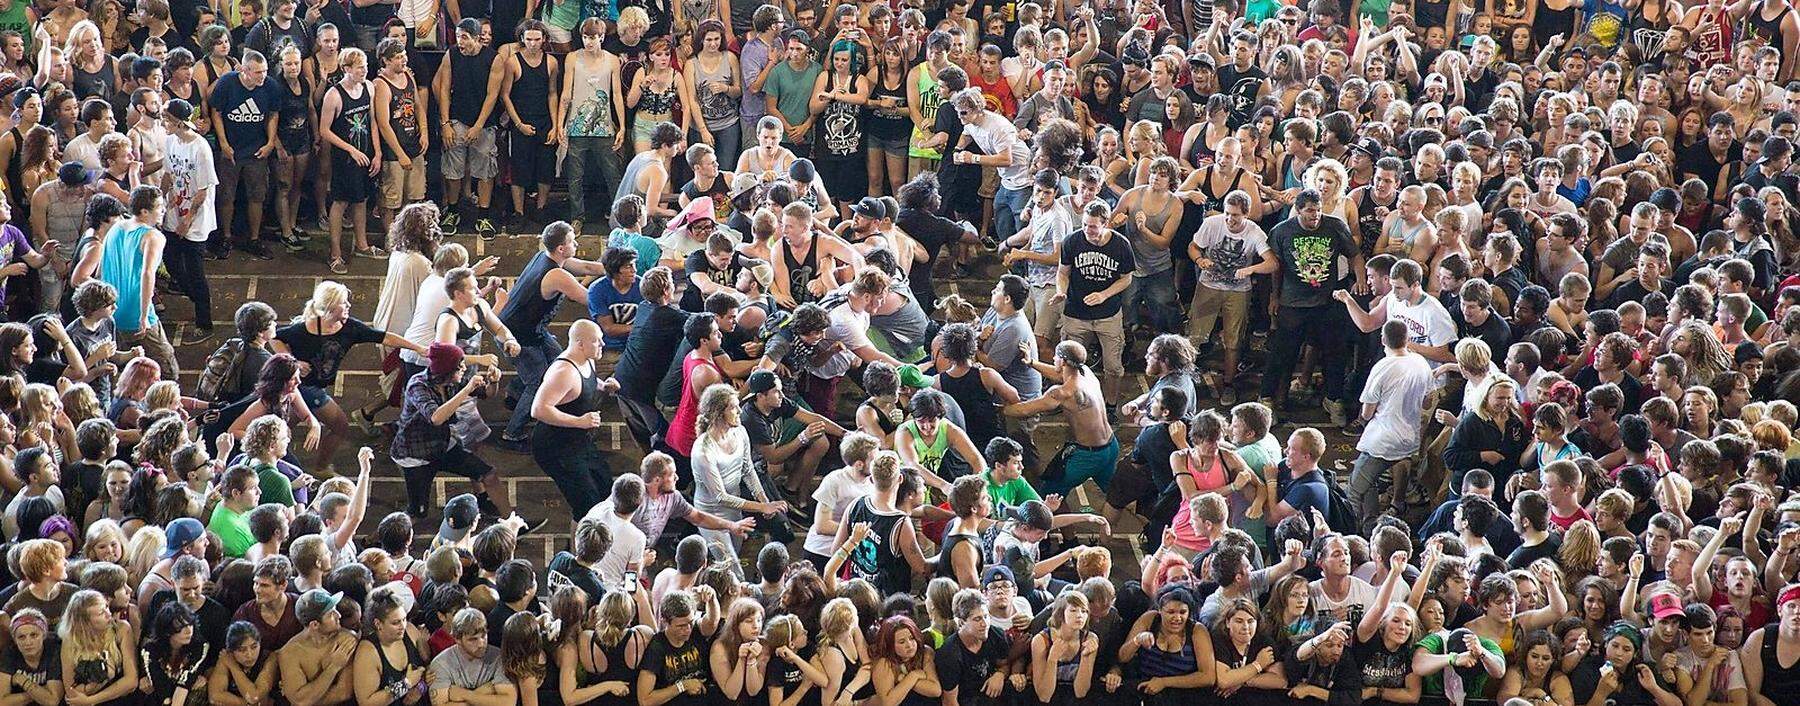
[204,248,228,261]
[1324,399,1347,428]
[181,327,216,346]
[1219,385,1238,406]
[517,515,551,537]
[328,257,348,274]
[349,408,379,435]
[492,435,531,453]
[476,494,502,520]
[441,209,462,229]
[475,217,498,240]
[357,245,389,259]
[406,504,430,521]
[280,232,305,252]
[241,242,274,260]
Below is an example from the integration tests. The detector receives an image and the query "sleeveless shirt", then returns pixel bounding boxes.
[566,52,618,138]
[499,251,564,338]
[377,72,423,160]
[449,48,498,127]
[532,357,604,452]
[511,52,553,125]
[99,222,157,333]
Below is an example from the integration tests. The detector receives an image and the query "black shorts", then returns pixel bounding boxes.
[511,124,556,187]
[330,151,374,203]
[815,155,867,204]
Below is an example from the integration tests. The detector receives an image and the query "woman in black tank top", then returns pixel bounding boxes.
[933,323,1015,449]
[354,596,428,704]
[216,624,277,704]
[0,90,37,221]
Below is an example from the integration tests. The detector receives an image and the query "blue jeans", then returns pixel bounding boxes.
[504,333,558,440]
[701,121,742,173]
[994,183,1031,242]
[1122,269,1179,333]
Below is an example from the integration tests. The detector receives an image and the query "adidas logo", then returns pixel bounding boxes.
[225,100,265,123]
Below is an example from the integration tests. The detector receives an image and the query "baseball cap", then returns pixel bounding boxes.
[161,518,204,558]
[1760,135,1793,165]
[438,493,481,542]
[896,364,933,389]
[1648,592,1684,622]
[729,171,761,198]
[852,197,885,220]
[57,162,93,187]
[166,98,194,122]
[981,565,1016,586]
[295,589,345,624]
[746,369,780,394]
[1354,137,1384,159]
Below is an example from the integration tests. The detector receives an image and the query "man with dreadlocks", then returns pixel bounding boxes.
[1003,340,1117,500]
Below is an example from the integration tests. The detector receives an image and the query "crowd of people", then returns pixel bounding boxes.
[0,0,1797,703]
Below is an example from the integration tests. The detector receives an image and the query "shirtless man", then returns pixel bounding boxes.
[277,589,358,706]
[1536,213,1590,288]
[1003,341,1118,500]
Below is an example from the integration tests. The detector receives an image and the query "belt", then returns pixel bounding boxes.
[1068,438,1116,452]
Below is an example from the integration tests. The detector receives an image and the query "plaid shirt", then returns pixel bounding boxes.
[392,371,456,462]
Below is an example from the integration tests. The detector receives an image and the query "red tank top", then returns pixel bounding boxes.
[665,354,722,456]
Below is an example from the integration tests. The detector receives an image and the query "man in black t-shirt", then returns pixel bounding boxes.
[937,589,1012,706]
[680,231,748,312]
[1453,279,1514,359]
[208,51,281,260]
[1261,189,1364,426]
[1057,199,1134,404]
[1677,113,1743,204]
[638,592,712,706]
[741,369,845,496]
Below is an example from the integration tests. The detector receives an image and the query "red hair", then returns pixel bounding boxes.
[871,616,927,671]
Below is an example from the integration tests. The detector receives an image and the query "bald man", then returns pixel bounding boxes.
[531,320,621,517]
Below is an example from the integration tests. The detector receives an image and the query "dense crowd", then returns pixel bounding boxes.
[0,0,1796,704]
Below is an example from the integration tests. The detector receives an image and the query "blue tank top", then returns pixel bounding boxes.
[100,222,158,333]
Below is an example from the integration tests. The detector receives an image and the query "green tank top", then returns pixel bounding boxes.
[546,0,581,29]
[901,419,949,473]
[908,68,943,160]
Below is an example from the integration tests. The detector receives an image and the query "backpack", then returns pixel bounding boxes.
[1292,465,1358,535]
[1316,468,1359,535]
[195,338,248,403]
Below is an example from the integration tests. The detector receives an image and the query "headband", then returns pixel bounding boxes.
[8,611,45,634]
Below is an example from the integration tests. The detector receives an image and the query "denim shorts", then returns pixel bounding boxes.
[867,132,909,153]
[299,385,332,410]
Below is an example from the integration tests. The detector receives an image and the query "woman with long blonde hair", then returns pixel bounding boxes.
[815,598,872,706]
[763,613,828,706]
[17,382,76,464]
[556,588,639,706]
[60,588,138,704]
[1559,520,1603,587]
[273,280,424,470]
[57,21,116,101]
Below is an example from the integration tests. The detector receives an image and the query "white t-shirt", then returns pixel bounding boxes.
[2,486,64,539]
[1192,214,1269,293]
[963,112,1031,190]
[802,468,874,556]
[591,504,648,586]
[400,274,452,366]
[819,303,871,378]
[1358,351,1436,460]
[64,133,103,171]
[1385,292,1457,348]
[161,133,218,241]
[1309,576,1381,623]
